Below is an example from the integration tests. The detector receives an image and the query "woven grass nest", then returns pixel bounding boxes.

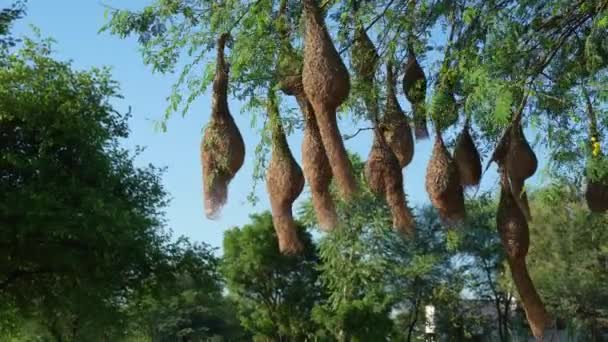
[425,132,465,223]
[266,91,305,255]
[201,33,245,219]
[402,52,428,139]
[497,170,549,339]
[302,0,356,200]
[453,121,482,187]
[383,61,414,169]
[365,130,415,236]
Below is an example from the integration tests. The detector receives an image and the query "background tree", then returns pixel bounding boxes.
[300,156,463,341]
[524,184,608,340]
[221,212,322,341]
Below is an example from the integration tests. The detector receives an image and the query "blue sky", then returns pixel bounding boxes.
[12,0,546,252]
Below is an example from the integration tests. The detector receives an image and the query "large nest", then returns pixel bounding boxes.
[365,131,415,236]
[201,33,245,219]
[266,92,305,255]
[430,78,458,132]
[402,53,428,139]
[297,95,338,230]
[425,133,465,223]
[382,62,414,169]
[453,122,482,187]
[497,170,549,339]
[505,123,537,222]
[302,0,356,199]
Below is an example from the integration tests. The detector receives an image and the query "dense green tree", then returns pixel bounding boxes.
[300,156,463,341]
[524,184,608,339]
[0,33,172,340]
[124,238,245,341]
[221,212,322,341]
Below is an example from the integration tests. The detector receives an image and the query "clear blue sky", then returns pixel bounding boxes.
[12,0,545,252]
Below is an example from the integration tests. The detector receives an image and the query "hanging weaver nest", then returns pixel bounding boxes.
[382,61,414,169]
[453,120,482,187]
[351,24,379,85]
[402,53,428,139]
[302,0,356,200]
[266,91,305,255]
[425,132,465,223]
[505,122,537,222]
[201,33,245,219]
[297,95,338,230]
[430,76,458,132]
[586,176,608,213]
[365,130,415,236]
[497,170,550,339]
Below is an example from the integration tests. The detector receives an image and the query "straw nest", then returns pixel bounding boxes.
[365,131,415,236]
[266,91,305,255]
[505,123,537,222]
[453,122,482,187]
[430,80,458,132]
[201,33,245,219]
[302,0,356,199]
[497,170,550,339]
[586,177,608,213]
[351,25,379,85]
[297,95,338,230]
[402,53,428,139]
[382,61,414,168]
[425,133,465,223]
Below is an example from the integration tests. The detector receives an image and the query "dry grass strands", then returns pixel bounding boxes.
[266,92,305,255]
[402,53,428,139]
[302,0,356,200]
[506,123,537,222]
[497,171,549,339]
[453,121,482,187]
[383,62,414,168]
[365,131,415,236]
[425,132,465,223]
[201,33,245,219]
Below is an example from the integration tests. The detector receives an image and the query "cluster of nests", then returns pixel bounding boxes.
[200,0,606,338]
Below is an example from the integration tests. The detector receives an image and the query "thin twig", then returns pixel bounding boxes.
[343,127,374,140]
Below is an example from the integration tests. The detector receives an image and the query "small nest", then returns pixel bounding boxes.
[201,33,245,219]
[586,177,608,213]
[430,82,458,132]
[497,171,549,339]
[365,132,415,236]
[453,123,482,187]
[297,96,338,230]
[402,54,428,139]
[425,133,465,223]
[302,0,356,199]
[266,93,305,255]
[351,25,379,84]
[506,124,537,222]
[383,62,414,168]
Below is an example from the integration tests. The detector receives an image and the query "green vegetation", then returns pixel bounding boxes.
[1,0,608,340]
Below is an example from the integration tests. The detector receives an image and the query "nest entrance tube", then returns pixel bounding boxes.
[201,33,245,219]
[302,0,356,200]
[266,90,305,255]
[425,129,465,224]
[365,129,415,236]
